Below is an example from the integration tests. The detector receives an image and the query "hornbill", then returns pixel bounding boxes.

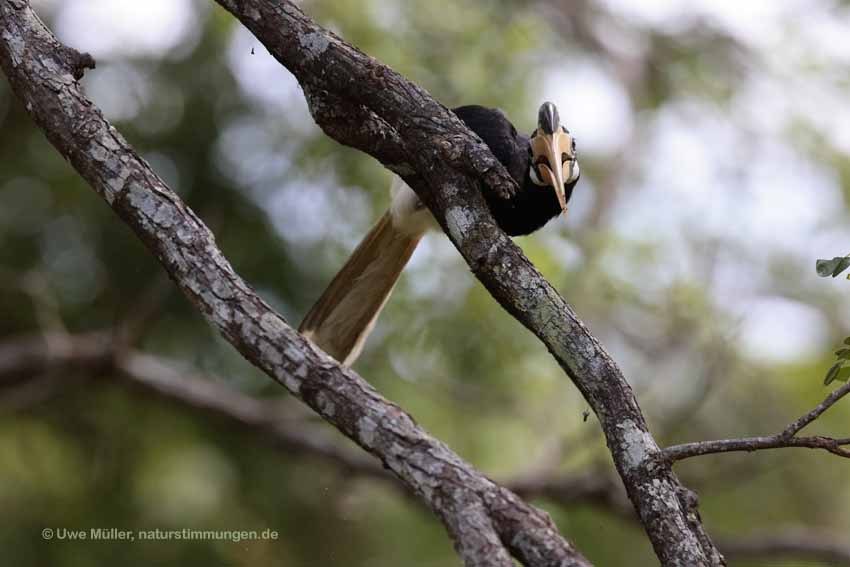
[300,102,580,366]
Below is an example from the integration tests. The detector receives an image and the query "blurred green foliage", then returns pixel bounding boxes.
[816,256,850,384]
[1,1,850,566]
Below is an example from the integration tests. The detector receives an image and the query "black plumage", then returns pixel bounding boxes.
[301,102,579,366]
[453,105,576,236]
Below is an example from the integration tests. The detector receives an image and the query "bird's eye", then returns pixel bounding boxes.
[529,163,545,186]
[563,159,580,184]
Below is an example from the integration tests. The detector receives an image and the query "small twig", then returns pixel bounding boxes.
[782,379,850,436]
[3,328,850,566]
[662,380,850,462]
[663,435,850,461]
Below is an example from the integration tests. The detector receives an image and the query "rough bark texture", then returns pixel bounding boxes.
[4,331,850,567]
[0,3,590,566]
[0,329,630,514]
[209,1,725,565]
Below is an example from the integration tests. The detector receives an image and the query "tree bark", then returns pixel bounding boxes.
[210,1,725,564]
[0,2,590,566]
[0,0,732,563]
[3,330,849,566]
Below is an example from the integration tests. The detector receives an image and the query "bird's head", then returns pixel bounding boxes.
[529,101,579,214]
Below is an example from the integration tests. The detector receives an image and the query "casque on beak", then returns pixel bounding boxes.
[530,102,577,215]
[531,130,571,213]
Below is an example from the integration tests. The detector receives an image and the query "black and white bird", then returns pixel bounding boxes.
[300,101,580,366]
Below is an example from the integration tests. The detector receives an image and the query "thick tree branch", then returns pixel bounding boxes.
[1,328,628,502]
[0,4,589,567]
[662,380,850,462]
[1,0,727,562]
[4,331,850,567]
[0,329,599,499]
[209,1,723,564]
[0,329,625,509]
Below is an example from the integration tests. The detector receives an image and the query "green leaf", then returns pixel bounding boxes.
[816,256,850,277]
[844,337,850,346]
[817,258,838,277]
[838,366,850,383]
[835,348,850,360]
[825,362,842,385]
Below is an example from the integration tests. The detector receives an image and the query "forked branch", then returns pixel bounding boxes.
[0,3,588,566]
[662,380,850,462]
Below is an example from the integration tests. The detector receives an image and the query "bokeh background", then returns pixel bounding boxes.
[1,0,850,565]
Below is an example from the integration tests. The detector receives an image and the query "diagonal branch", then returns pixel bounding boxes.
[1,0,728,562]
[0,3,589,566]
[782,379,850,436]
[662,380,850,462]
[0,328,628,513]
[4,330,850,567]
[0,328,624,508]
[209,1,723,564]
[0,328,626,509]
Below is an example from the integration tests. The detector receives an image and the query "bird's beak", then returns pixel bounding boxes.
[531,129,574,214]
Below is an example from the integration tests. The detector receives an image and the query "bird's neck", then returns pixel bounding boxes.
[389,177,436,237]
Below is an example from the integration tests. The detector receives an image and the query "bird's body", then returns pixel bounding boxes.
[301,103,580,365]
[453,105,569,236]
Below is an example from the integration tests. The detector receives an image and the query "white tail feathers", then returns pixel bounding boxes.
[389,176,433,236]
[299,178,432,366]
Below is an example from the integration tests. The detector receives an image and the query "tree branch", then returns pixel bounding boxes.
[0,329,625,508]
[0,3,589,566]
[0,0,730,562]
[782,379,850,436]
[663,434,850,461]
[662,380,850,462]
[0,328,630,508]
[4,330,850,567]
[208,1,724,564]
